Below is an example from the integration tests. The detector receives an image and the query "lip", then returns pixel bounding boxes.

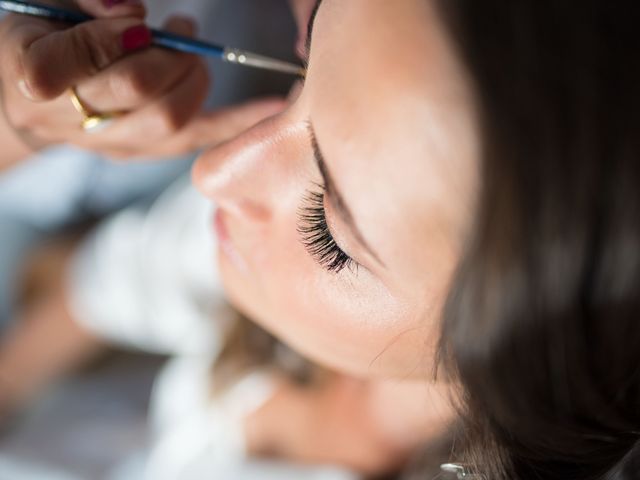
[213,209,249,272]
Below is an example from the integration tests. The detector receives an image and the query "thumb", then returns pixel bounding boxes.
[181,97,287,151]
[16,18,152,101]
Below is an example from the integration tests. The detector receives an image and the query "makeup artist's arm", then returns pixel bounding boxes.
[0,0,284,172]
[0,236,106,420]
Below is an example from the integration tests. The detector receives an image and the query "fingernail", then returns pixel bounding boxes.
[122,25,151,51]
[17,80,34,100]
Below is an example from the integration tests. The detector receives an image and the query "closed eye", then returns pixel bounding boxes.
[297,183,359,274]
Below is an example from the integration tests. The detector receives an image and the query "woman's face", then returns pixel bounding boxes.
[193,0,478,379]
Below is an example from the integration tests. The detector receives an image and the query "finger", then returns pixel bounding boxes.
[76,15,199,112]
[74,0,146,19]
[162,14,198,37]
[0,18,53,87]
[96,59,210,146]
[178,97,287,151]
[160,97,287,159]
[13,18,152,101]
[77,97,285,159]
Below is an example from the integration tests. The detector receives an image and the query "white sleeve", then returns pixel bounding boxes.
[66,177,232,356]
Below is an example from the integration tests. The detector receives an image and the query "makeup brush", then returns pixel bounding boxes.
[0,0,305,76]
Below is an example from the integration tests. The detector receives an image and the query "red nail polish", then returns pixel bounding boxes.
[122,25,151,51]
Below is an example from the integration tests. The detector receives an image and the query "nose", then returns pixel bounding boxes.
[192,112,307,223]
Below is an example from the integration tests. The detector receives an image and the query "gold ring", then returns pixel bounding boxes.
[69,87,121,133]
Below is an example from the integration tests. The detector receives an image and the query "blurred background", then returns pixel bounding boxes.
[0,0,298,478]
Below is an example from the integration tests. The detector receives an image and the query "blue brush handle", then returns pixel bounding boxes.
[0,0,225,58]
[0,0,92,22]
[152,30,224,58]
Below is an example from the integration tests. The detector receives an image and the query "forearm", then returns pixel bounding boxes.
[0,272,105,416]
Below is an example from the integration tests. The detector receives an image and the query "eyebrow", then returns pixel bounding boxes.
[308,123,386,268]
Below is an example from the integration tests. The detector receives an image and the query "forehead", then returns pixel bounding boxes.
[306,0,479,288]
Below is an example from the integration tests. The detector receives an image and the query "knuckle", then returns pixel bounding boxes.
[70,25,117,75]
[21,58,57,100]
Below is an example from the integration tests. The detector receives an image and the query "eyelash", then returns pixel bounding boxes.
[297,184,358,274]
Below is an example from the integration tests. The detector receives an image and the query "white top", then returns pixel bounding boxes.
[67,177,358,480]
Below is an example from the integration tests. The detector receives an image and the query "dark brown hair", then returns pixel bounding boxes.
[433,1,640,478]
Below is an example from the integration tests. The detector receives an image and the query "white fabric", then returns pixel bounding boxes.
[68,178,359,480]
[3,2,357,477]
[68,177,225,355]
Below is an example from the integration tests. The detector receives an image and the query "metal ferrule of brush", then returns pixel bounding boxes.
[222,48,304,76]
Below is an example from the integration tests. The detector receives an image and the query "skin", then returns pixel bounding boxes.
[0,0,478,473]
[0,0,284,169]
[193,0,480,380]
[0,0,285,415]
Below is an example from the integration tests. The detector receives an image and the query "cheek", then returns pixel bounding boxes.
[218,210,443,379]
[260,237,438,378]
